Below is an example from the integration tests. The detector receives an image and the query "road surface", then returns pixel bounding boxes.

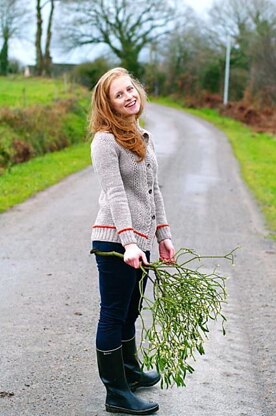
[0,103,275,416]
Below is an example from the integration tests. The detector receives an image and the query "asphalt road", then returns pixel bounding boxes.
[0,103,275,416]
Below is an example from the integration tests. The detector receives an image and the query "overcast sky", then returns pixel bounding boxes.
[10,0,214,66]
[182,0,214,15]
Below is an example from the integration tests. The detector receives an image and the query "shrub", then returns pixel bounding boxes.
[8,59,22,74]
[0,98,88,172]
[70,58,111,89]
[12,140,34,163]
[0,125,15,171]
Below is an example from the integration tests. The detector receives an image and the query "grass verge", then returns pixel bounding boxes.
[152,97,276,238]
[0,76,85,107]
[0,142,91,212]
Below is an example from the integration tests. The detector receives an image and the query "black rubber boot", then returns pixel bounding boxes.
[122,337,160,391]
[96,346,159,415]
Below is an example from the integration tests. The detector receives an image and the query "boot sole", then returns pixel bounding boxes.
[106,403,159,414]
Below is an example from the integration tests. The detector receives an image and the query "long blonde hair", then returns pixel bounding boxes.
[89,67,147,160]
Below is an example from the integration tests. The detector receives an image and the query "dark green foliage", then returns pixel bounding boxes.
[0,35,8,76]
[70,58,111,89]
[143,63,168,96]
[7,59,21,74]
[200,61,223,94]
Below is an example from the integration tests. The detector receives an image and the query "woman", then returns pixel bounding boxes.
[90,67,175,415]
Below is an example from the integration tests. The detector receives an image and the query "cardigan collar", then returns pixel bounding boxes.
[138,126,150,143]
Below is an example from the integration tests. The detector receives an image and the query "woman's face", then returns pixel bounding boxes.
[109,75,141,118]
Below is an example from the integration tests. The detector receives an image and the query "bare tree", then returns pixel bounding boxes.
[0,0,30,75]
[59,0,177,77]
[35,0,55,76]
[208,0,251,41]
[247,0,276,103]
[35,0,43,75]
[207,0,276,103]
[208,0,275,44]
[160,11,223,97]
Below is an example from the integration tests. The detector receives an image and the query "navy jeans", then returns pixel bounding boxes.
[93,241,150,351]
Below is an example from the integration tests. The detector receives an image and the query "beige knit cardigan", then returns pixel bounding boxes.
[91,129,172,251]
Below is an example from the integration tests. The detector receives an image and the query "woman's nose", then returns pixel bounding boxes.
[125,91,132,100]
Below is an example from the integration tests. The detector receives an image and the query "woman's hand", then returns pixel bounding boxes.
[159,239,175,263]
[124,243,149,269]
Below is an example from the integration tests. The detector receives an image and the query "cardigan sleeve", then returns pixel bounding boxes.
[91,133,138,247]
[153,168,172,243]
[149,136,172,243]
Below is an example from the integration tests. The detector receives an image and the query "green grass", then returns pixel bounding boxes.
[0,76,92,212]
[0,142,91,212]
[0,76,86,107]
[152,97,276,237]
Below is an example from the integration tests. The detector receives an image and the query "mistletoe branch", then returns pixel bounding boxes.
[90,247,237,388]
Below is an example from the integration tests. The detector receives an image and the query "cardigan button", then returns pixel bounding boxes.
[147,163,151,168]
[148,189,152,194]
[152,215,156,220]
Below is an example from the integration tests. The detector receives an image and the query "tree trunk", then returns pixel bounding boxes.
[35,0,44,75]
[120,49,143,78]
[0,32,9,76]
[44,0,55,76]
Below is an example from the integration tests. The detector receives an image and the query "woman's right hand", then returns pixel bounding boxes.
[124,243,149,269]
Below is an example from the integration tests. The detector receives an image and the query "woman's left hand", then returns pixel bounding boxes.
[159,239,175,263]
